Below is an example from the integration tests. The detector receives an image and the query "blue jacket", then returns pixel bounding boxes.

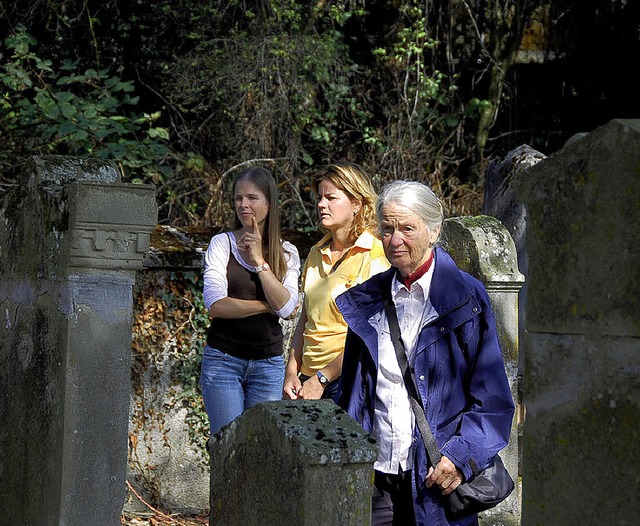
[335,247,515,526]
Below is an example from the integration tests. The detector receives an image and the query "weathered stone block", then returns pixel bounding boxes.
[443,216,524,526]
[0,156,157,526]
[515,119,640,526]
[516,119,640,338]
[209,400,377,526]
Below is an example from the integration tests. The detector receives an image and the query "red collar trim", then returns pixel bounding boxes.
[399,251,434,289]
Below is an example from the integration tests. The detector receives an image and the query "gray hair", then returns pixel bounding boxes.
[377,180,444,234]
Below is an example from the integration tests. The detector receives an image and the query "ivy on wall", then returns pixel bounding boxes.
[130,269,210,472]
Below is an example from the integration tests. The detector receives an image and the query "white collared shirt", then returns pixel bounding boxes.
[369,263,439,474]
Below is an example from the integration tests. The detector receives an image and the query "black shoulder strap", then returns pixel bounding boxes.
[383,298,442,466]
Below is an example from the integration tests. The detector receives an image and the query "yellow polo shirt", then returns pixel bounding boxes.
[300,230,390,376]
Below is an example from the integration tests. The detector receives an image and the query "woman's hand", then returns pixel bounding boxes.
[283,309,305,399]
[283,373,302,400]
[238,216,264,266]
[295,375,324,400]
[425,455,464,496]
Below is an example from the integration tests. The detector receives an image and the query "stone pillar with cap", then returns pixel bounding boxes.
[0,156,157,525]
[442,215,525,526]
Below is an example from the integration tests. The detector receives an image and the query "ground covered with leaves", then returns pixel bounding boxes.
[121,481,209,525]
[121,513,208,526]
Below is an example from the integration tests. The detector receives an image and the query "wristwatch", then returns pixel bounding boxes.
[255,261,270,273]
[316,370,330,388]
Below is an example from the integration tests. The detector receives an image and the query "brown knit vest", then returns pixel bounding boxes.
[206,235,283,359]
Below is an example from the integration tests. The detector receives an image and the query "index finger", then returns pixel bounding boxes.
[251,215,259,234]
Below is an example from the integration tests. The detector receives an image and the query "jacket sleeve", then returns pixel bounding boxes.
[336,328,362,411]
[439,284,515,480]
[335,326,378,435]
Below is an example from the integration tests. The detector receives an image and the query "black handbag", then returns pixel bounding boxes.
[383,299,514,521]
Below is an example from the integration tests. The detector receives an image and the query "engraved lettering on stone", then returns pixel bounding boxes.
[94,231,107,251]
[137,232,150,253]
[71,228,146,259]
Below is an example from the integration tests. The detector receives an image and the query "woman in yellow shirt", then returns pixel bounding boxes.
[283,162,390,400]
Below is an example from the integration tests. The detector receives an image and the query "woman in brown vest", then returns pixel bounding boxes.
[201,166,300,435]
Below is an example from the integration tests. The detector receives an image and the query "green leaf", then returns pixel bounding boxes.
[60,59,77,71]
[55,91,74,103]
[185,154,205,171]
[94,128,112,140]
[148,127,170,140]
[42,105,61,120]
[60,103,77,119]
[58,122,77,135]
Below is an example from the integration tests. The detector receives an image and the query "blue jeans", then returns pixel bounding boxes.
[200,345,285,435]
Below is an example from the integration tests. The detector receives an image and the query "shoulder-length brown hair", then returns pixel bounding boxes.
[311,162,378,243]
[231,166,288,281]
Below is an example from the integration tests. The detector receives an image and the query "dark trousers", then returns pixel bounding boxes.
[372,469,416,526]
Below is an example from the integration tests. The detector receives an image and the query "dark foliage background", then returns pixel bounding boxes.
[2,0,638,227]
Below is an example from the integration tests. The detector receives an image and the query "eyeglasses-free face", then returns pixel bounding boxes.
[316,178,361,235]
[234,180,270,232]
[380,202,439,278]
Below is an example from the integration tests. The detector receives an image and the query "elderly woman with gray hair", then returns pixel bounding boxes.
[335,180,514,526]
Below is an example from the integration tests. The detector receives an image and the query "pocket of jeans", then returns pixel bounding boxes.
[203,345,226,359]
[200,346,231,384]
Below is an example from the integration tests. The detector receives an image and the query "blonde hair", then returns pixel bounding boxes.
[311,162,378,243]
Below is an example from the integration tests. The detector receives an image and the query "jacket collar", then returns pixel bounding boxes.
[339,247,473,318]
[428,247,475,318]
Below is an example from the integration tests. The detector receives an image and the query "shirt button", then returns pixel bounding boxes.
[473,307,479,313]
[440,327,445,332]
[419,375,425,381]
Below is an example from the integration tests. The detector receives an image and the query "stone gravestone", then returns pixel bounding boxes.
[483,144,546,279]
[0,156,156,526]
[514,119,640,525]
[443,216,524,526]
[483,145,546,478]
[209,400,378,526]
[483,144,546,358]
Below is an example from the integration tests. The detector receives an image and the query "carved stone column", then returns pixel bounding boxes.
[0,156,156,526]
